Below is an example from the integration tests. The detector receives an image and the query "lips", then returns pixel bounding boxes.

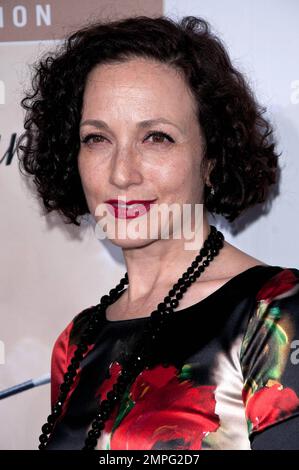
[105,199,157,219]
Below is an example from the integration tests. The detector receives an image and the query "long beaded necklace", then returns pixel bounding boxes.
[38,224,224,450]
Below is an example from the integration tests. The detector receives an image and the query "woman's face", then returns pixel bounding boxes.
[78,57,206,247]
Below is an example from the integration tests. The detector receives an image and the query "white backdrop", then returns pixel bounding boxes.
[0,0,298,449]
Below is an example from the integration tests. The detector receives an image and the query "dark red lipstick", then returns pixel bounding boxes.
[104,199,157,219]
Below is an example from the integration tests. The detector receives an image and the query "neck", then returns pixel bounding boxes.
[121,211,211,304]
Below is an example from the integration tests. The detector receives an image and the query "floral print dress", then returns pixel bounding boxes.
[45,264,299,450]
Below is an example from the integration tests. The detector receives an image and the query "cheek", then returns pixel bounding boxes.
[148,163,192,200]
[78,155,97,186]
[78,158,102,207]
[78,161,90,196]
[77,154,87,184]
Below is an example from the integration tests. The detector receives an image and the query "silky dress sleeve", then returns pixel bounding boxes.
[240,267,299,449]
[50,307,95,411]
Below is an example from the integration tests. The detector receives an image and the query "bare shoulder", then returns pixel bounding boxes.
[176,241,269,311]
[195,240,268,284]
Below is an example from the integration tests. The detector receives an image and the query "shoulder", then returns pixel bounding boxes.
[240,265,299,361]
[255,266,299,301]
[239,265,299,440]
[241,265,299,348]
[52,304,96,352]
[50,304,97,407]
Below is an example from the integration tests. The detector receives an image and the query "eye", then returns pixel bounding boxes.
[80,134,107,145]
[144,131,175,144]
[80,131,175,146]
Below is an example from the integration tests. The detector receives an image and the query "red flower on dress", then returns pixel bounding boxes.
[95,363,220,450]
[244,383,299,433]
[256,269,297,302]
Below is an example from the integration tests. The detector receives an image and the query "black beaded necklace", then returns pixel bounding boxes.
[38,224,224,450]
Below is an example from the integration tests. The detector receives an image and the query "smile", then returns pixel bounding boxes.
[106,201,156,219]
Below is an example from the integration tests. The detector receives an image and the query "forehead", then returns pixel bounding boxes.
[82,58,197,117]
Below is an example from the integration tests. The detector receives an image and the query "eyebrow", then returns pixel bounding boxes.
[79,118,184,133]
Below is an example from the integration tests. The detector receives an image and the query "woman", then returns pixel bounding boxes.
[17,15,299,450]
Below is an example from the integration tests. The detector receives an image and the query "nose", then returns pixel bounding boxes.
[109,145,143,189]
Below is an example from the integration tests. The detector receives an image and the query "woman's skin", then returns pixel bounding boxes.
[78,57,266,321]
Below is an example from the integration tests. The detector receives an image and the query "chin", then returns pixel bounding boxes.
[107,236,157,250]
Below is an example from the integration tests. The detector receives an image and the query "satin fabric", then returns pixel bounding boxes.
[45,265,299,450]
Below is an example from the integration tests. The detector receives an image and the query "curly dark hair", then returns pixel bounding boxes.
[17,14,280,226]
